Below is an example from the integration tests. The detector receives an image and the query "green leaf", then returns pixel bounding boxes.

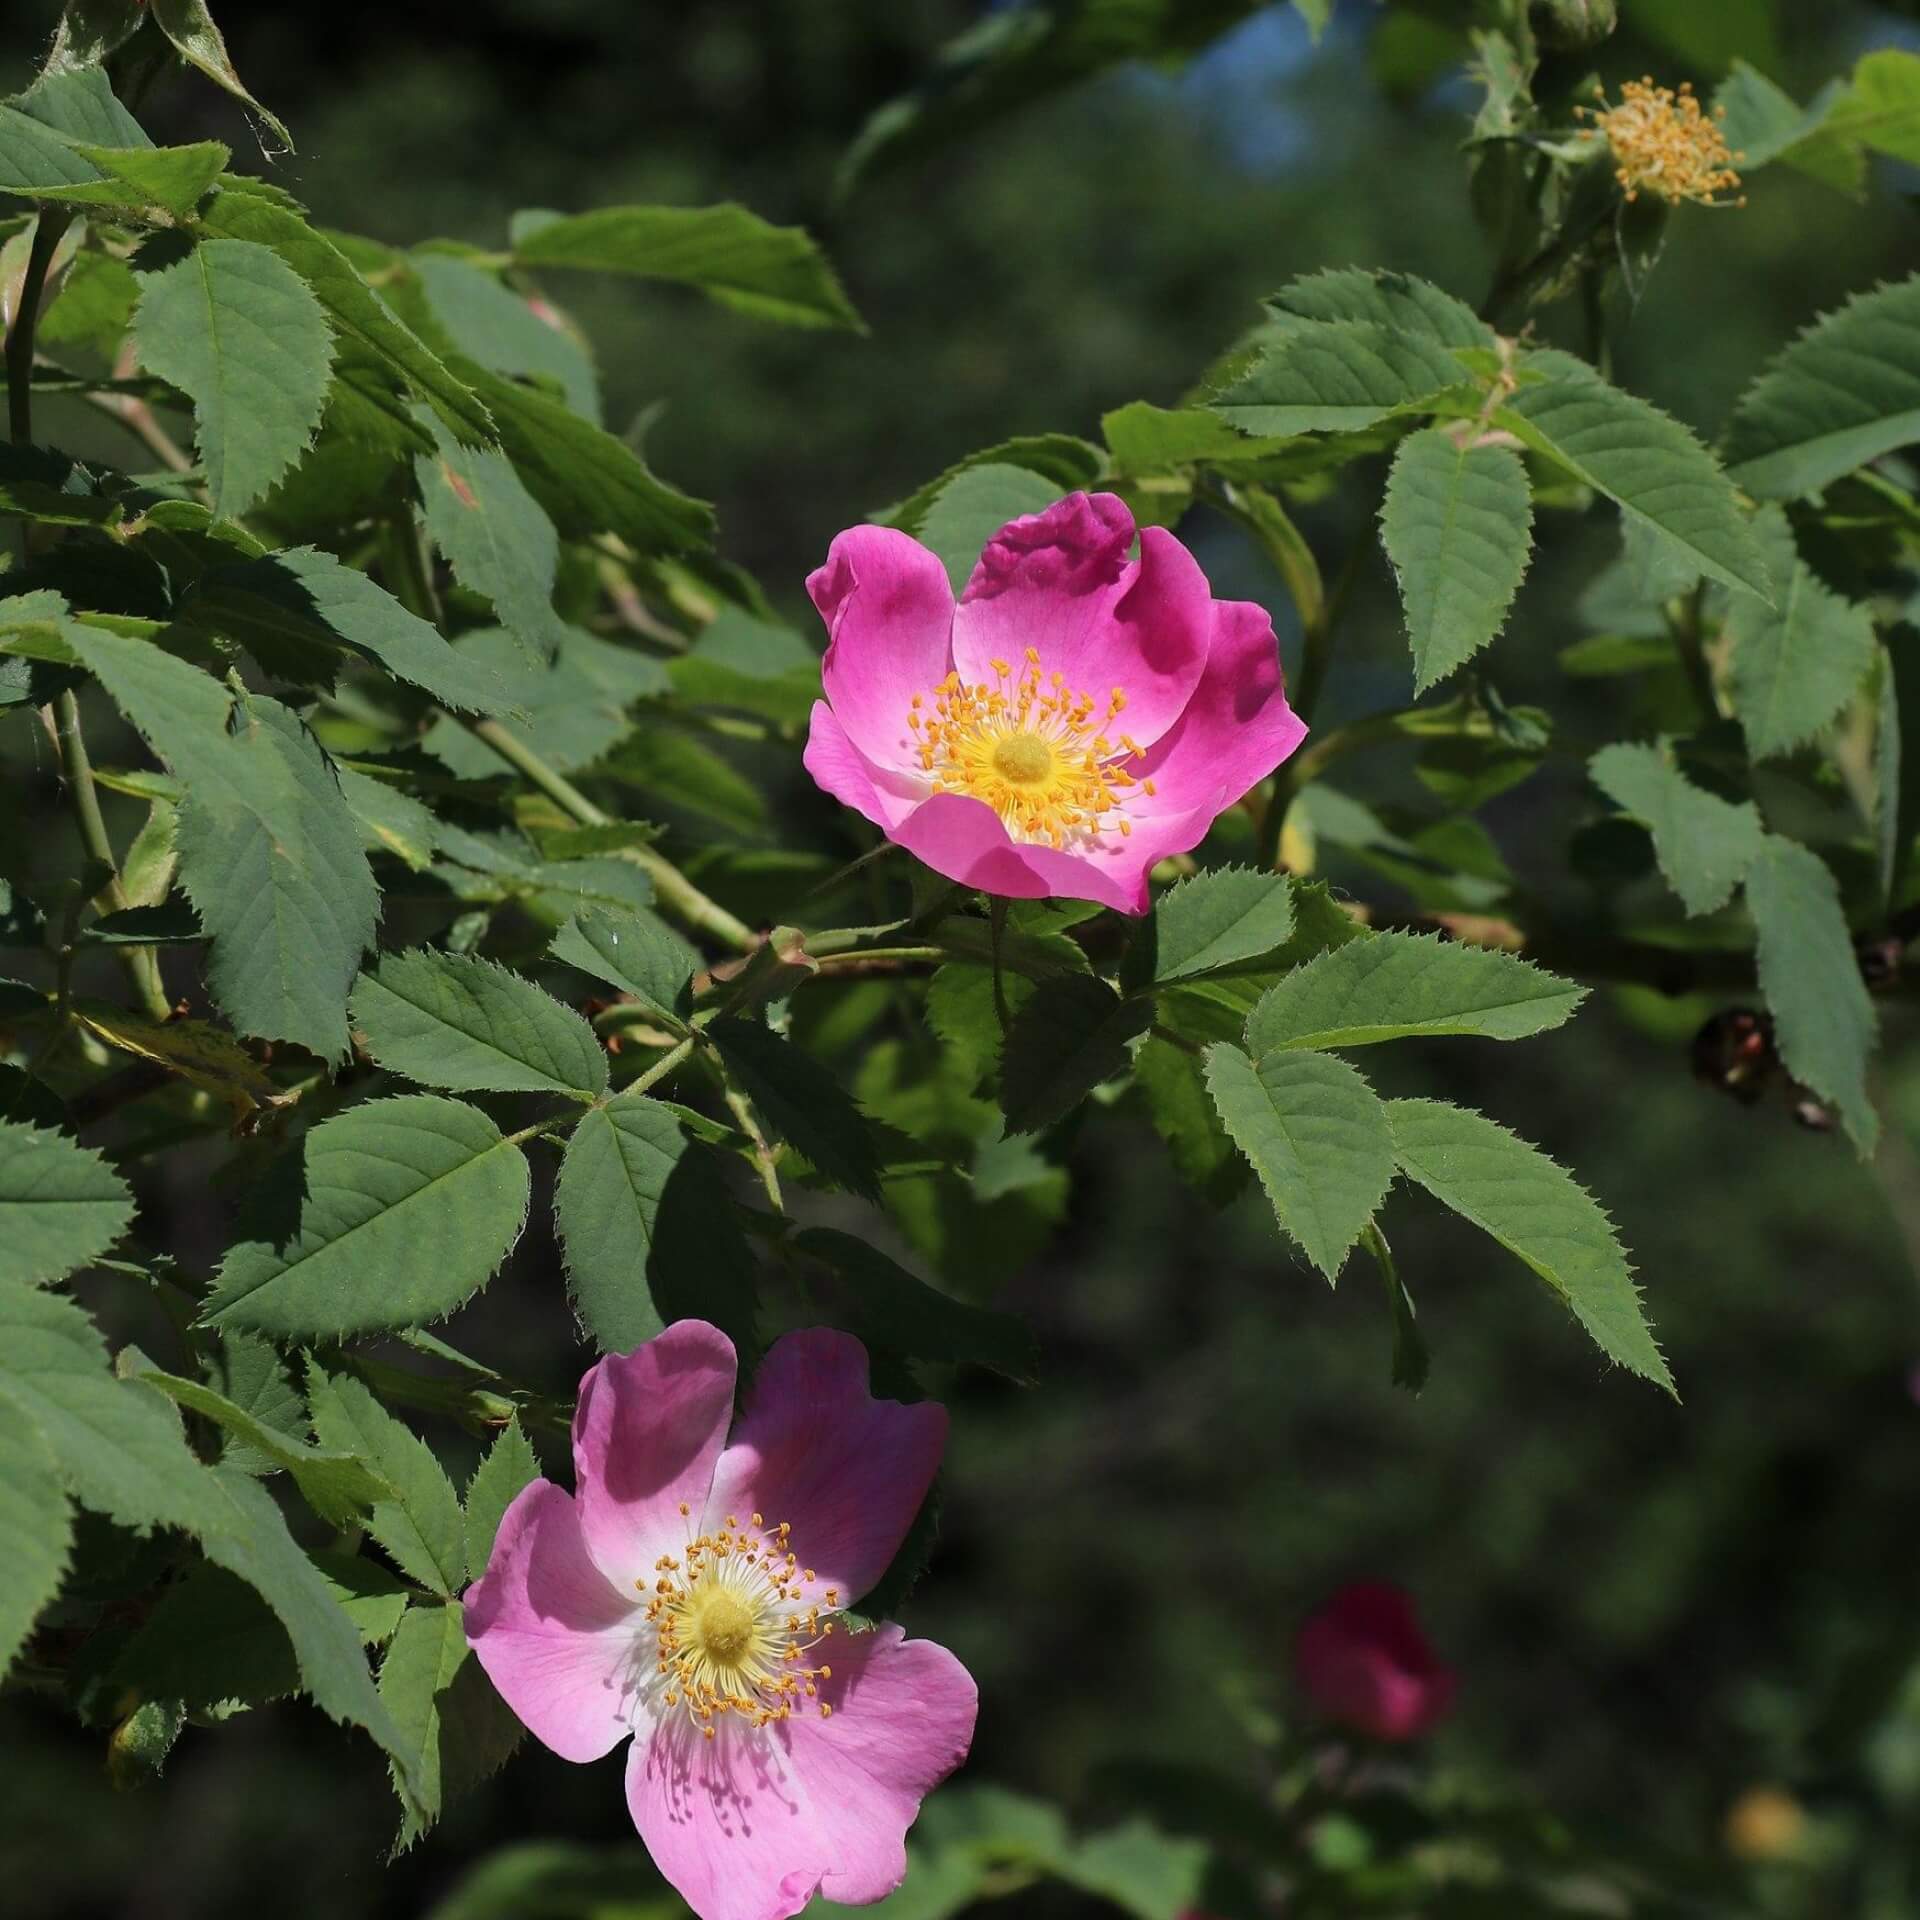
[201,1094,531,1338]
[149,0,294,149]
[182,546,511,714]
[918,464,1066,591]
[464,1416,538,1580]
[793,1226,1038,1382]
[1202,1045,1394,1280]
[1588,743,1766,916]
[1879,634,1920,906]
[998,976,1154,1135]
[707,1019,884,1200]
[0,1394,70,1679]
[1386,1098,1672,1390]
[132,1364,393,1527]
[40,248,139,357]
[132,238,335,521]
[1130,867,1295,986]
[1132,1036,1246,1208]
[1816,48,1920,166]
[886,435,1107,535]
[307,1364,466,1597]
[1268,267,1494,348]
[415,415,568,658]
[0,109,114,202]
[413,253,599,420]
[1244,931,1584,1053]
[378,1601,472,1849]
[44,3,150,76]
[199,188,493,449]
[1746,837,1877,1155]
[64,624,377,1058]
[0,131,228,219]
[1725,505,1877,759]
[554,1093,758,1355]
[455,358,715,557]
[549,907,695,1028]
[1724,274,1920,500]
[1211,321,1470,435]
[0,1118,134,1285]
[0,1280,418,1800]
[1379,427,1533,692]
[350,951,607,1100]
[510,202,862,332]
[1498,350,1769,599]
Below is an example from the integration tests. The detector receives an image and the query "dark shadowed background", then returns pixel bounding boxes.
[5,3,1920,1916]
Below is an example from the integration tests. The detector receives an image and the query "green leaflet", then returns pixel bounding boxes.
[0,1280,421,1806]
[133,238,335,520]
[1724,274,1920,499]
[998,977,1155,1135]
[1386,1098,1672,1392]
[307,1364,466,1597]
[1127,867,1296,986]
[0,1118,134,1286]
[133,1365,393,1527]
[1379,427,1533,691]
[0,1393,70,1679]
[1725,506,1876,759]
[918,464,1066,590]
[1588,742,1767,916]
[554,1094,758,1354]
[181,546,512,715]
[1498,350,1769,600]
[1267,266,1494,348]
[1212,320,1472,435]
[548,907,696,1029]
[350,950,607,1100]
[509,202,862,331]
[63,624,377,1058]
[463,1417,538,1579]
[414,415,569,659]
[149,0,294,149]
[1244,932,1584,1053]
[1746,837,1878,1156]
[707,1019,885,1199]
[413,253,599,419]
[199,187,493,449]
[201,1094,531,1338]
[1203,1044,1394,1280]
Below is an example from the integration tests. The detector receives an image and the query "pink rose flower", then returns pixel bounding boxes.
[1294,1583,1455,1742]
[802,492,1307,914]
[464,1320,975,1920]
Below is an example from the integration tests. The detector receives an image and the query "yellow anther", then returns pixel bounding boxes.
[1586,77,1743,206]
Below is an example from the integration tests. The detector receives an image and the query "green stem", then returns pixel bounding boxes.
[626,1034,694,1095]
[8,213,169,1021]
[1664,583,1718,722]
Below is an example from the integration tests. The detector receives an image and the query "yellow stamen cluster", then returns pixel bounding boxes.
[907,648,1155,848]
[1576,78,1745,206]
[643,1504,838,1741]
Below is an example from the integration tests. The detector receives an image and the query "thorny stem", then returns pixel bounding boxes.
[8,212,171,1021]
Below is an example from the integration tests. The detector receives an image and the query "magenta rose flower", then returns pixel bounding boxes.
[464,1320,975,1920]
[1294,1583,1455,1742]
[801,491,1307,914]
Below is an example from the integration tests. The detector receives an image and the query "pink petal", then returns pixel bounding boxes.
[802,700,927,834]
[810,525,956,774]
[787,1625,980,1905]
[1127,597,1307,824]
[889,791,1150,915]
[950,496,1210,749]
[703,1329,945,1606]
[462,1480,644,1764]
[573,1319,738,1595]
[624,1626,977,1920]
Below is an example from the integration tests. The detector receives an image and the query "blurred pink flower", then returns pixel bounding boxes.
[465,1321,975,1920]
[1294,1583,1456,1742]
[802,492,1306,914]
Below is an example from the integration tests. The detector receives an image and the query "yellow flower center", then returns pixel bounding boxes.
[1576,78,1745,207]
[642,1505,838,1740]
[906,647,1158,848]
